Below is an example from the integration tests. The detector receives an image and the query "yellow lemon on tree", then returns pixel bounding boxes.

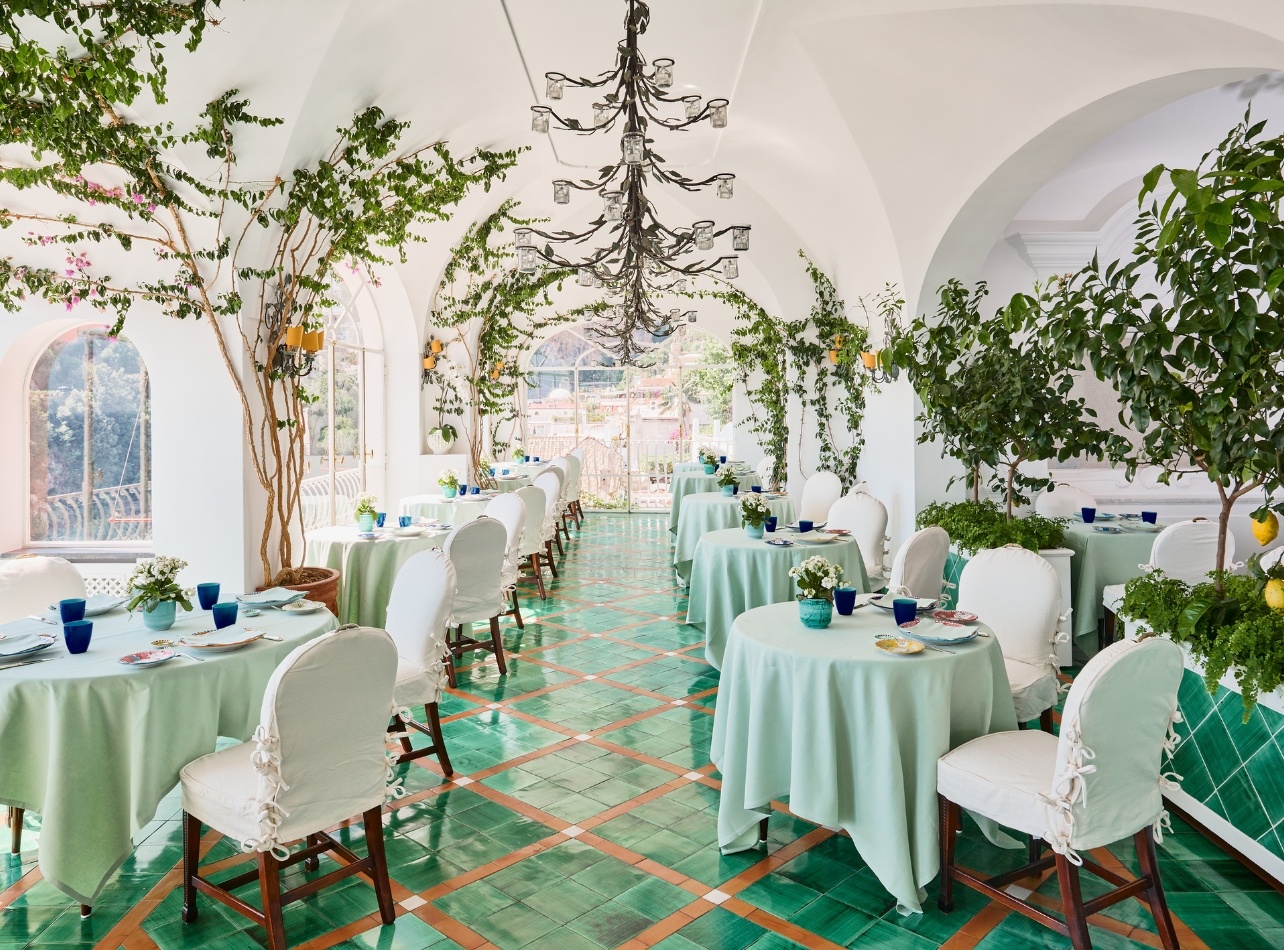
[1265,579,1284,611]
[1252,511,1279,546]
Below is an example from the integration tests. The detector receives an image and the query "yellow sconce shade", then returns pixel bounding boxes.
[827,350,839,365]
[301,330,323,353]
[860,351,878,369]
[423,355,437,371]
[284,325,304,347]
[429,338,443,354]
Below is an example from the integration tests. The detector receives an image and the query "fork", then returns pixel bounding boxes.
[26,615,57,626]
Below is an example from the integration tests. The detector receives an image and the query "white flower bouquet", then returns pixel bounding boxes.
[512,447,527,462]
[438,468,461,490]
[126,555,192,613]
[740,493,772,528]
[353,492,379,518]
[789,556,843,602]
[697,445,719,465]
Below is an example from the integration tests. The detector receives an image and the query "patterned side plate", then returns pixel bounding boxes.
[875,637,925,656]
[119,648,176,668]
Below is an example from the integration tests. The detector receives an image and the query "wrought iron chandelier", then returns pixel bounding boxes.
[522,0,748,363]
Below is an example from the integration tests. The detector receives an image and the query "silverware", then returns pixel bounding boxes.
[176,652,205,662]
[26,615,57,626]
[0,656,57,671]
[913,641,955,654]
[261,634,284,642]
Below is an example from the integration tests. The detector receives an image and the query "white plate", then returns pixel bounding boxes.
[394,526,426,538]
[896,618,977,644]
[180,629,266,652]
[280,599,325,614]
[0,634,57,658]
[48,594,127,617]
[236,588,305,608]
[1126,522,1162,532]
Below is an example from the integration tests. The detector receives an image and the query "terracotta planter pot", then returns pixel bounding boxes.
[261,566,340,616]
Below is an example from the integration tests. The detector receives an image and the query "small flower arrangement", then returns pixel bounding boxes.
[789,556,843,602]
[126,555,193,613]
[354,492,379,519]
[741,493,771,528]
[697,445,718,465]
[717,467,739,488]
[512,447,527,462]
[438,468,461,490]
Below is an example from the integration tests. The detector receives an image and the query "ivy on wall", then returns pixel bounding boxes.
[700,253,887,491]
[425,200,604,481]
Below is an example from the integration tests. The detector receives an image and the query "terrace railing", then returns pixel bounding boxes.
[31,484,151,543]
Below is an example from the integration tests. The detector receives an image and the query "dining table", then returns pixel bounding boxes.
[686,528,869,667]
[0,602,338,906]
[1061,519,1158,640]
[304,524,450,626]
[667,469,762,534]
[489,474,532,492]
[397,491,494,526]
[712,600,1017,914]
[672,491,796,582]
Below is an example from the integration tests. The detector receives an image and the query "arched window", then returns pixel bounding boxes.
[301,278,383,527]
[524,324,734,511]
[27,327,151,544]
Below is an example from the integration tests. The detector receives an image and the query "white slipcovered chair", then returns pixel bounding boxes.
[179,625,399,950]
[957,546,1063,731]
[516,485,552,598]
[564,451,585,524]
[442,517,510,679]
[386,548,456,774]
[1103,518,1232,643]
[825,492,889,587]
[797,471,842,524]
[485,492,527,627]
[549,456,576,538]
[887,525,951,600]
[0,555,85,625]
[755,455,775,487]
[1034,483,1098,519]
[936,636,1184,950]
[3,555,85,855]
[533,470,566,561]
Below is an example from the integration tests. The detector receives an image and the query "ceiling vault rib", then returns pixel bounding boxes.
[498,0,564,165]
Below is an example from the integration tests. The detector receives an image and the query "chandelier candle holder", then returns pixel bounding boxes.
[526,0,750,362]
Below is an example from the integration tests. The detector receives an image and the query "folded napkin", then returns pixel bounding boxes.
[0,623,55,657]
[235,587,305,606]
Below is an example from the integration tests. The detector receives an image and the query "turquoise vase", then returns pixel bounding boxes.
[745,523,765,539]
[442,486,458,499]
[142,600,177,632]
[703,463,717,474]
[798,598,833,630]
[357,513,375,532]
[720,484,735,496]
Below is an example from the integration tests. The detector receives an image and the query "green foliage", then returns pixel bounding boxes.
[716,467,738,487]
[1121,560,1284,719]
[1041,112,1284,584]
[699,255,879,491]
[890,279,1130,516]
[427,200,602,482]
[0,3,518,581]
[915,500,1066,554]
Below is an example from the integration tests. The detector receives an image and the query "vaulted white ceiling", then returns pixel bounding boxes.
[12,0,1284,333]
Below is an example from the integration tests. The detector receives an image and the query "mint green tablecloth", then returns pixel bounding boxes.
[397,492,491,526]
[686,528,869,668]
[674,461,707,473]
[668,471,762,533]
[712,601,1017,913]
[673,492,796,582]
[305,525,449,626]
[0,605,337,904]
[1061,521,1156,638]
[490,476,531,492]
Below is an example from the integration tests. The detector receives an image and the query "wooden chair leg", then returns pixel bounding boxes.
[1103,608,1117,651]
[490,616,508,675]
[758,817,769,844]
[1027,835,1042,868]
[545,541,559,576]
[510,589,524,629]
[443,654,457,689]
[1039,708,1056,734]
[425,702,453,775]
[9,806,22,854]
[1135,827,1180,950]
[554,530,565,557]
[258,850,288,950]
[938,795,960,912]
[362,806,396,926]
[303,834,320,872]
[1054,853,1092,950]
[530,552,547,599]
[181,811,200,923]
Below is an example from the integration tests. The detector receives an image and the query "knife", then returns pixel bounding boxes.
[0,656,56,671]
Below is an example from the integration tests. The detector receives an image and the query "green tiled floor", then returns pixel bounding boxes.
[4,513,1284,950]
